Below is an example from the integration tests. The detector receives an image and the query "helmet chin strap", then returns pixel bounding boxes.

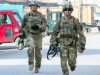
[31,10,37,15]
[32,10,37,12]
[64,11,72,19]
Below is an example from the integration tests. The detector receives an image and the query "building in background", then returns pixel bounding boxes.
[0,0,100,7]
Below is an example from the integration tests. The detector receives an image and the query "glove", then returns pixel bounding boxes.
[56,37,60,43]
[81,43,85,50]
[19,32,26,39]
[31,25,39,30]
[19,35,25,39]
[50,42,56,46]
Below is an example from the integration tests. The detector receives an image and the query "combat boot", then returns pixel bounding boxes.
[34,67,39,73]
[29,65,34,71]
[70,66,76,71]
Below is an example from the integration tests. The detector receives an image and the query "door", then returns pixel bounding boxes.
[0,12,14,42]
[47,11,62,33]
[47,12,57,32]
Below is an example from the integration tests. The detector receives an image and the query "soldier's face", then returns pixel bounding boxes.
[31,5,38,11]
[63,8,72,16]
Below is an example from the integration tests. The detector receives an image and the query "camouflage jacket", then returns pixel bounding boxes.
[50,16,86,45]
[20,11,47,34]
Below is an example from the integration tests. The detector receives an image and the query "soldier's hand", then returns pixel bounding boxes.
[81,43,85,50]
[50,42,56,46]
[19,34,26,39]
[31,25,39,30]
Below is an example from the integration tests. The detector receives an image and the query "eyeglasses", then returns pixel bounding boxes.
[63,8,72,11]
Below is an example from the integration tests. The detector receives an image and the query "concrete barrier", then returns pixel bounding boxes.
[90,27,99,33]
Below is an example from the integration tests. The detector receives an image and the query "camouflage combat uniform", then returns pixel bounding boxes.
[20,2,47,72]
[50,3,86,75]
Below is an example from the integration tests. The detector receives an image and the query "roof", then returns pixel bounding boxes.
[0,9,18,12]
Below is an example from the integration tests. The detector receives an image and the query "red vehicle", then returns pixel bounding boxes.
[0,10,22,45]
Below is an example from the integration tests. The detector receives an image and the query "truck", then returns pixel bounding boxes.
[0,9,22,46]
[94,12,100,26]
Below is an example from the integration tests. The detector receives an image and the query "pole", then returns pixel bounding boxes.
[80,0,83,23]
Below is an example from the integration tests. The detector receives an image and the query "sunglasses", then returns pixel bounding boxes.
[63,8,72,11]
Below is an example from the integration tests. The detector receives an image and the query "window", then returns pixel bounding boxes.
[95,13,100,17]
[58,13,62,20]
[0,14,11,24]
[4,28,12,38]
[12,12,22,26]
[48,13,56,20]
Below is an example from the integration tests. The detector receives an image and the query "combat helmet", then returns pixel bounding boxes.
[29,1,40,8]
[62,1,73,11]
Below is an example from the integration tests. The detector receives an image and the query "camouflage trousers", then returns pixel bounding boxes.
[60,44,77,75]
[26,33,42,68]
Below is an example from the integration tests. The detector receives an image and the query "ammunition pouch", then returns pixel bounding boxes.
[60,35,72,38]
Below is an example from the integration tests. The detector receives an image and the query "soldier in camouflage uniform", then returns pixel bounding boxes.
[50,3,86,75]
[20,1,47,73]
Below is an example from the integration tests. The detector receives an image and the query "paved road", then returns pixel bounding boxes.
[0,33,100,75]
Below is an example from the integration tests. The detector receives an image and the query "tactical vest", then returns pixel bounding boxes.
[60,16,76,38]
[26,12,42,33]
